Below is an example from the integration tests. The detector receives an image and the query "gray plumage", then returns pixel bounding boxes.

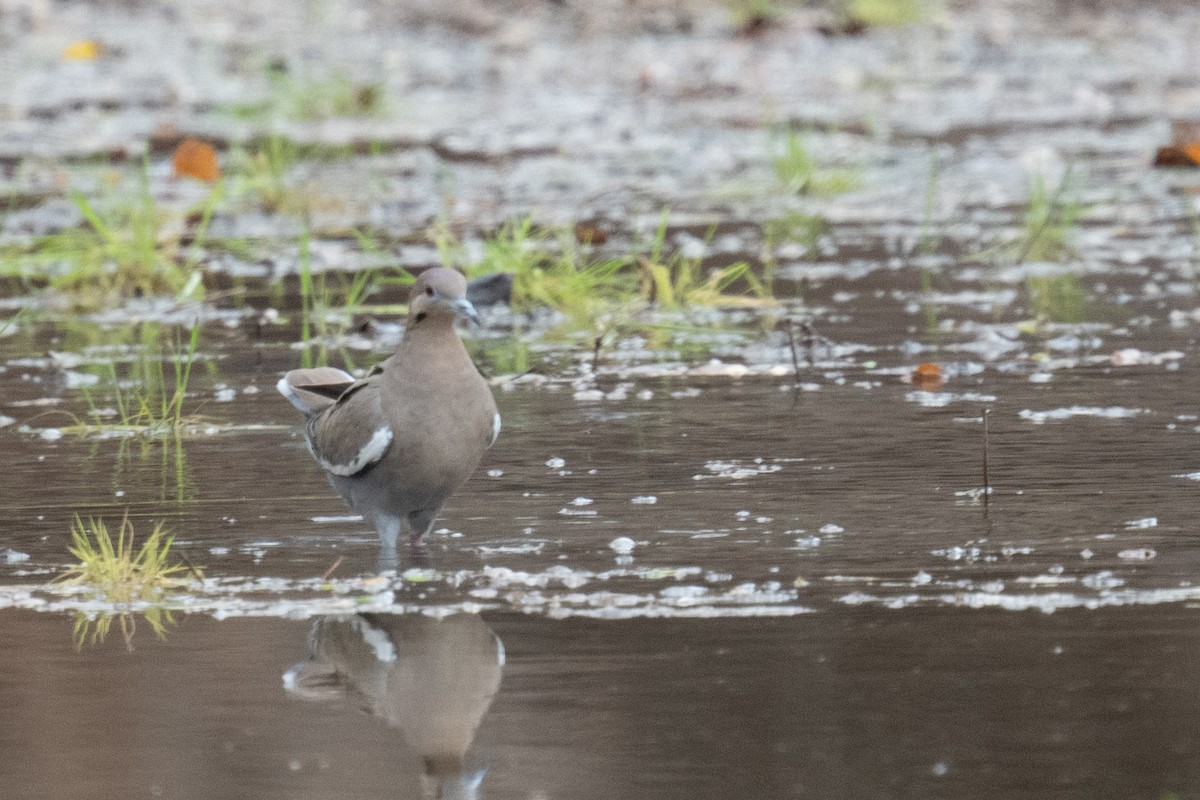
[278,268,499,566]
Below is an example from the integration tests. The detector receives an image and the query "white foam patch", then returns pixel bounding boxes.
[905,391,997,408]
[695,460,782,480]
[1019,406,1148,424]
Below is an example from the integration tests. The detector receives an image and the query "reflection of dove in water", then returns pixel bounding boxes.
[284,613,504,800]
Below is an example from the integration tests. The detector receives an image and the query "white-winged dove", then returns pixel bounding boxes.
[277,268,499,565]
[284,613,503,800]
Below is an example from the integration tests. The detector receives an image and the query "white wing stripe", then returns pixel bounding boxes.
[315,425,393,477]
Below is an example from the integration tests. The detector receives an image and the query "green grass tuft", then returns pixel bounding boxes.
[637,212,775,309]
[843,0,929,28]
[1026,273,1087,323]
[443,216,635,321]
[224,67,386,122]
[727,0,792,32]
[968,169,1087,323]
[77,322,203,434]
[772,132,862,196]
[0,165,221,308]
[296,228,413,368]
[59,513,188,604]
[1016,174,1082,264]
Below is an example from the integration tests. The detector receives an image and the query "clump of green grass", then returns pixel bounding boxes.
[0,165,220,308]
[969,169,1088,323]
[224,66,386,122]
[637,213,775,309]
[231,136,302,214]
[764,211,825,255]
[472,331,533,377]
[1026,273,1087,323]
[437,213,779,331]
[59,512,186,649]
[440,216,634,320]
[287,71,384,120]
[228,137,360,218]
[1014,174,1082,264]
[727,0,792,33]
[296,228,413,368]
[762,209,825,295]
[772,132,861,196]
[78,322,202,434]
[59,514,188,603]
[841,0,929,28]
[968,172,1082,267]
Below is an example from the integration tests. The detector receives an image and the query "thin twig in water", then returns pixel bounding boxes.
[592,334,603,374]
[982,407,991,512]
[798,320,831,365]
[322,556,344,581]
[177,551,205,582]
[785,318,802,381]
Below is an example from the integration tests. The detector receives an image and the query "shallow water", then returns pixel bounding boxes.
[3,306,1200,798]
[5,329,1200,613]
[3,606,1199,800]
[6,0,1200,796]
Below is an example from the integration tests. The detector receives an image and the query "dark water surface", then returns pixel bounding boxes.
[3,606,1199,800]
[4,327,1199,609]
[3,315,1200,798]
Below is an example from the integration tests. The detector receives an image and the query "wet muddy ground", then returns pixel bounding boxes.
[4,0,1200,798]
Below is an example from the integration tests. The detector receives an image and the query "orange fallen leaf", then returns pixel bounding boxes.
[63,40,101,61]
[911,362,942,389]
[171,138,220,182]
[1153,141,1200,167]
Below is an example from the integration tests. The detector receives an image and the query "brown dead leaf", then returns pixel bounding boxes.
[574,223,608,246]
[911,362,943,389]
[1153,139,1200,167]
[171,138,220,182]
